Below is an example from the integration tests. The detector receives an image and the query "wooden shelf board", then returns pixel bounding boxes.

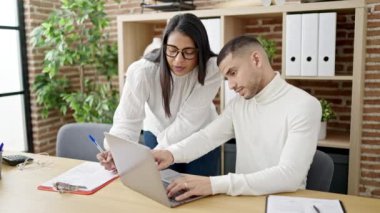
[117,0,364,22]
[318,131,350,149]
[141,2,195,12]
[285,75,353,81]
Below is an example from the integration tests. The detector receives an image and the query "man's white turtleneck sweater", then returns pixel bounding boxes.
[167,72,322,196]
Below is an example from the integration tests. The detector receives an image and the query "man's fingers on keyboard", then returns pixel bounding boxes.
[168,183,182,197]
[175,190,192,201]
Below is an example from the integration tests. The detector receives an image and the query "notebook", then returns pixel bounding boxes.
[105,133,205,207]
[38,161,118,195]
[266,195,346,213]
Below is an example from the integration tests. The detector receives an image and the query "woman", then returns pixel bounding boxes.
[98,13,222,176]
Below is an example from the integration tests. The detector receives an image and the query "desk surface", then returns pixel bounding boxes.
[1,153,379,213]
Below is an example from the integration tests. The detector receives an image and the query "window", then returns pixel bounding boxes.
[0,0,32,152]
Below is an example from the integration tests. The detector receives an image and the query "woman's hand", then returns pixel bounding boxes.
[96,150,117,172]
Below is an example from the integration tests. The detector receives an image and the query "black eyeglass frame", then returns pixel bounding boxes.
[164,44,198,60]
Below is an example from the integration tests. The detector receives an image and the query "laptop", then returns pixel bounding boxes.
[105,133,204,207]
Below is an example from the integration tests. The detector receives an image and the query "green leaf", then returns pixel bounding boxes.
[31,0,120,123]
[320,99,336,122]
[257,36,277,63]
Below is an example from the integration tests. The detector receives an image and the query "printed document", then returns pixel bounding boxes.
[38,162,118,195]
[266,195,345,213]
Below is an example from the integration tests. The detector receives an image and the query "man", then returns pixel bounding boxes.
[153,35,321,200]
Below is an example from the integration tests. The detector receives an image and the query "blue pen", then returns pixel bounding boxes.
[88,135,105,153]
[0,142,4,152]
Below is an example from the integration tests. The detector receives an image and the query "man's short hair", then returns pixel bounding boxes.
[217,35,262,66]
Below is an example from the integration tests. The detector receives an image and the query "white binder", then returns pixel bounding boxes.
[201,18,221,54]
[318,12,337,76]
[301,13,319,76]
[285,14,302,76]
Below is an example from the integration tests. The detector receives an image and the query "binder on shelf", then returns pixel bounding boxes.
[318,12,337,76]
[201,18,221,54]
[301,13,319,76]
[285,14,302,76]
[38,162,118,195]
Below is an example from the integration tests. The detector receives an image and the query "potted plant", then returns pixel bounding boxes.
[319,99,336,140]
[257,36,277,64]
[31,0,119,123]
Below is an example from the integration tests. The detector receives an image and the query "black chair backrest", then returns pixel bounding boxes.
[306,150,334,192]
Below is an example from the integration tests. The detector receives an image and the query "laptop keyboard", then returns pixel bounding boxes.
[160,170,200,206]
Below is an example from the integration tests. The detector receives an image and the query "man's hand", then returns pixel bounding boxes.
[152,149,174,170]
[96,150,117,172]
[167,174,212,201]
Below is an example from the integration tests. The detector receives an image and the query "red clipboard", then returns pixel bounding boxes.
[37,162,118,195]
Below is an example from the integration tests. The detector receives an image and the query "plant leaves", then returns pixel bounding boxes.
[31,0,120,123]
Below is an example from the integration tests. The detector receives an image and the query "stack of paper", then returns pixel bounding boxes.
[266,195,345,213]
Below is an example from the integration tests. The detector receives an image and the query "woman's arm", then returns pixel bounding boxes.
[105,59,152,148]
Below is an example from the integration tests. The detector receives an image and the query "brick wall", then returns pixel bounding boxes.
[24,0,74,154]
[360,0,380,198]
[24,0,380,198]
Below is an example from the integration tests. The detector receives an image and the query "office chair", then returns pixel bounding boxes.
[56,123,112,162]
[306,150,334,192]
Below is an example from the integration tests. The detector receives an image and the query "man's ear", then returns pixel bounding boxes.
[250,50,262,68]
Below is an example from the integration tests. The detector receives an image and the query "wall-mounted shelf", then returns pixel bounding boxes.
[285,76,353,81]
[141,0,195,13]
[318,131,350,149]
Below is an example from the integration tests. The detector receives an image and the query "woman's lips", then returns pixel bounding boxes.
[173,66,185,73]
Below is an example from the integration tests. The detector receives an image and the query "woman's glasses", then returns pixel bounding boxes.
[16,152,52,171]
[164,44,198,60]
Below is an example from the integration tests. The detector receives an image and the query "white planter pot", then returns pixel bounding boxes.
[318,121,327,140]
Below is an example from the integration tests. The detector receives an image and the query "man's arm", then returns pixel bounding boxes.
[153,149,174,170]
[211,98,322,196]
[152,150,216,201]
[152,105,235,201]
[167,104,235,163]
[153,104,234,168]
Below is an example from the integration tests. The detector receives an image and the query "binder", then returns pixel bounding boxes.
[285,14,302,76]
[318,12,337,76]
[301,13,319,76]
[201,18,221,54]
[38,162,118,195]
